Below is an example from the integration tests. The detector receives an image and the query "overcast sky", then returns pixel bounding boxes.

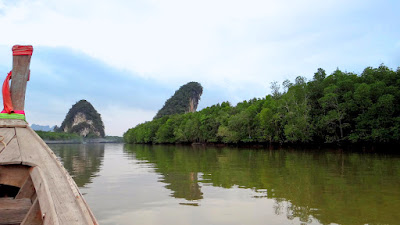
[0,0,399,136]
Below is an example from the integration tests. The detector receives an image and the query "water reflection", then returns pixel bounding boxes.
[124,144,400,225]
[50,144,105,187]
[124,145,208,201]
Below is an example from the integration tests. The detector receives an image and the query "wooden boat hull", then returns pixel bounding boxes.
[0,119,98,225]
[0,165,42,225]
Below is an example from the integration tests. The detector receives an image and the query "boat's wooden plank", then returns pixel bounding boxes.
[0,119,28,128]
[21,198,43,225]
[16,174,35,200]
[0,165,29,188]
[17,127,96,225]
[0,137,22,165]
[31,192,37,203]
[30,166,59,225]
[0,128,15,153]
[0,198,32,225]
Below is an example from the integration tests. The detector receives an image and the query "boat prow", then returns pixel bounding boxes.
[0,120,98,225]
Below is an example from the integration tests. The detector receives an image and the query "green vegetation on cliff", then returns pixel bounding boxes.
[58,100,105,137]
[124,65,400,145]
[154,82,203,119]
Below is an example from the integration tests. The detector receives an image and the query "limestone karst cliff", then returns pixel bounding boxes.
[59,100,105,137]
[154,82,203,119]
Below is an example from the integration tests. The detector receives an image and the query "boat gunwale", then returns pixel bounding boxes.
[0,124,98,225]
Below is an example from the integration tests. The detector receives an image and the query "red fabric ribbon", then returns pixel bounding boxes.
[12,45,33,56]
[2,71,13,113]
[1,110,24,115]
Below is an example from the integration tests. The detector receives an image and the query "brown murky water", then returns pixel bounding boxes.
[50,143,400,225]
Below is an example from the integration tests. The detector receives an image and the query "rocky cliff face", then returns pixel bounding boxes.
[188,98,196,113]
[154,82,203,119]
[60,100,105,137]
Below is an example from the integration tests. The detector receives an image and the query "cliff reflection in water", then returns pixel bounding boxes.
[124,144,204,201]
[124,144,400,225]
[51,144,105,187]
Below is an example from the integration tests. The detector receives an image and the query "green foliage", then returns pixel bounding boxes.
[35,130,82,141]
[60,100,105,137]
[104,136,124,142]
[125,65,400,146]
[154,82,203,119]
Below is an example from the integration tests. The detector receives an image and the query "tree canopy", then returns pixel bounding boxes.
[125,65,400,146]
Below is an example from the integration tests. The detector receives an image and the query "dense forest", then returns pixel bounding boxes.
[154,82,203,119]
[124,65,400,146]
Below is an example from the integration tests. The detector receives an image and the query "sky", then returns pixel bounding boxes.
[0,0,399,136]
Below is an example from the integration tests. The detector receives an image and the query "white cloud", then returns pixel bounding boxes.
[101,106,156,136]
[1,0,398,134]
[0,0,371,86]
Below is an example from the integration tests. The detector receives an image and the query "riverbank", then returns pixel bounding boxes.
[44,138,124,144]
[35,130,123,144]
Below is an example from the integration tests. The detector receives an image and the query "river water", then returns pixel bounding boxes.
[49,143,400,225]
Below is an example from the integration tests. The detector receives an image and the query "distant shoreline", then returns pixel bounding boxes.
[44,138,123,144]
